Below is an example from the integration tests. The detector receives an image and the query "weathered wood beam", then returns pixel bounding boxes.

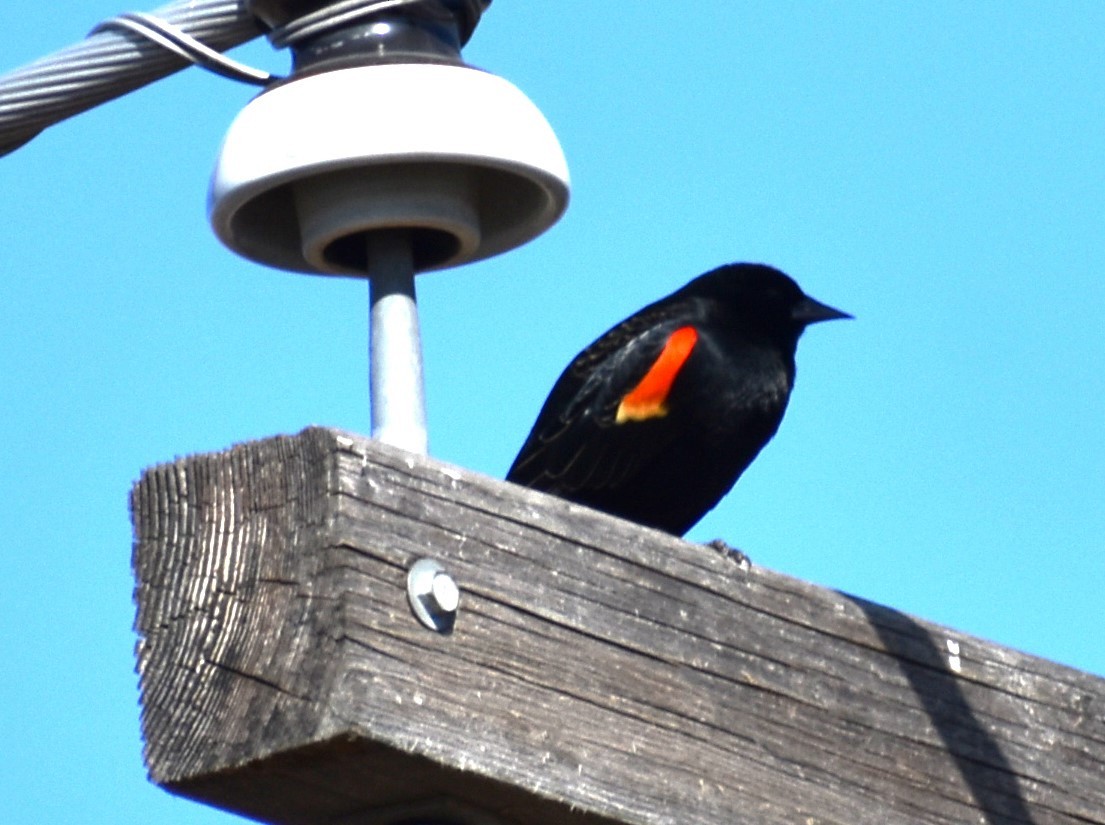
[131,427,1105,825]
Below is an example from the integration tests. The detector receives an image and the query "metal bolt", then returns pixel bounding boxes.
[407,558,459,633]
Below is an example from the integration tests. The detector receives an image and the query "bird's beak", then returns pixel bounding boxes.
[793,296,853,324]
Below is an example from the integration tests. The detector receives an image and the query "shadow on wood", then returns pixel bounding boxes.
[130,427,1105,825]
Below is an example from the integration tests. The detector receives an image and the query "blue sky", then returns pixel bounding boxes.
[2,3,1103,823]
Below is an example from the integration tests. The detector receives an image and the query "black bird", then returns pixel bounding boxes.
[506,263,850,536]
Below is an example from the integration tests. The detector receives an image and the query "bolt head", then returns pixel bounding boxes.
[407,558,459,633]
[430,571,460,613]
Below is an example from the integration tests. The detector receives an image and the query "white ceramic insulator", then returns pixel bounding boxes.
[209,62,570,276]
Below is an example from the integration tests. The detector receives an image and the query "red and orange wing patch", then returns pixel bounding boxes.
[615,326,698,423]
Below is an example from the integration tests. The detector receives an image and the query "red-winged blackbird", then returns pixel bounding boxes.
[507,263,851,536]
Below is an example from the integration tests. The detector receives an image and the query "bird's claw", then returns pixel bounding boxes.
[706,538,751,571]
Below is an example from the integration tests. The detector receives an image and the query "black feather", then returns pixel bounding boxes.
[507,263,850,536]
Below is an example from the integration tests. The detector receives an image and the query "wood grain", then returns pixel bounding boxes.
[131,427,1105,825]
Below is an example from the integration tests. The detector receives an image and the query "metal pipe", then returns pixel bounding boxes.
[368,230,428,455]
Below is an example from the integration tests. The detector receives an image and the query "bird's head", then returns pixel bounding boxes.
[687,263,852,344]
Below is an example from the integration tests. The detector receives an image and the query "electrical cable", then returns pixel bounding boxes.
[0,0,263,157]
[269,0,426,49]
[0,0,490,158]
[267,0,488,49]
[90,12,277,87]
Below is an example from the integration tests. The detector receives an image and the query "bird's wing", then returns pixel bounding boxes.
[507,316,695,494]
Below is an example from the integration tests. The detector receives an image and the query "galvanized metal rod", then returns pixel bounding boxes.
[368,230,428,455]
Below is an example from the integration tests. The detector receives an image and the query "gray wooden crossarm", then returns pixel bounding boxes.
[130,427,1105,825]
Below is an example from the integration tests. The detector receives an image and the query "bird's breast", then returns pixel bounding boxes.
[679,337,792,420]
